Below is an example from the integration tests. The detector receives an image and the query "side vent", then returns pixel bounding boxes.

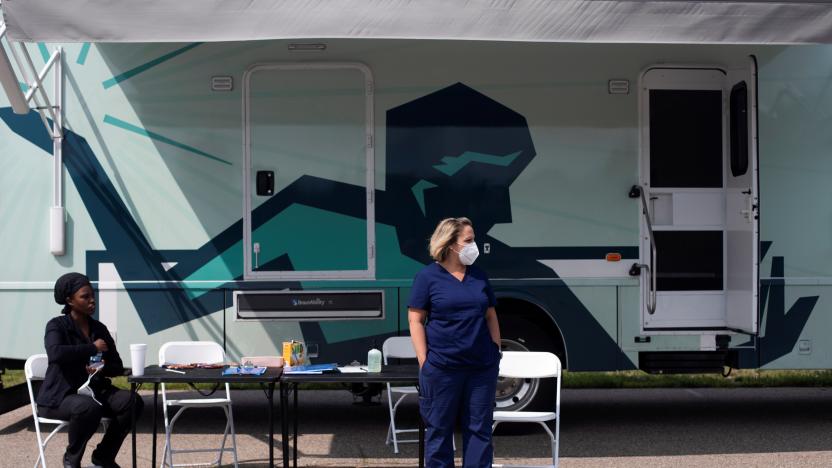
[608,79,630,95]
[234,290,384,321]
[211,76,234,92]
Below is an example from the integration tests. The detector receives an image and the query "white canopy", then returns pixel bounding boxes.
[3,0,832,44]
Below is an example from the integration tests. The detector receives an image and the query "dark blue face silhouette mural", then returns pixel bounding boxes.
[0,82,816,370]
[384,82,535,263]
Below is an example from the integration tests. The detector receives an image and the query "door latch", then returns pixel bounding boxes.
[741,193,755,221]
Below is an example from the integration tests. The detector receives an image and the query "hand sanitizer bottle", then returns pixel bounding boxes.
[367,342,382,373]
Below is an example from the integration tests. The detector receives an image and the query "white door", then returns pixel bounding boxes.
[724,60,760,334]
[639,63,758,333]
[242,63,375,280]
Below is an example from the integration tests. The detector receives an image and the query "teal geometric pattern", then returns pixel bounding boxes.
[433,150,522,176]
[411,179,437,215]
[77,43,91,65]
[37,43,50,62]
[251,204,367,272]
[102,42,203,89]
[103,114,232,166]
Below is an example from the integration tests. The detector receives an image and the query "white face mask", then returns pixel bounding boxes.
[457,242,479,266]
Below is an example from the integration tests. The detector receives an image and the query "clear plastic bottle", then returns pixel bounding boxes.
[367,343,382,373]
[89,352,104,370]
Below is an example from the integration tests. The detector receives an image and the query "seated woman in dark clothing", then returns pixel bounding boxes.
[37,272,143,468]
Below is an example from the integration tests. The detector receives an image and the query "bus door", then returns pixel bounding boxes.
[638,62,758,334]
[242,63,375,280]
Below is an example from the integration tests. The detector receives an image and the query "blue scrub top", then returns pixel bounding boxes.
[408,262,500,370]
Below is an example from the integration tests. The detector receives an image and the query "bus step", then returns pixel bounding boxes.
[638,351,736,374]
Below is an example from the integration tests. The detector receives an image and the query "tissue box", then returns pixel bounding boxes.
[240,356,284,368]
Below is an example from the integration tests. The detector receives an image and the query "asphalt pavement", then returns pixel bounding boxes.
[1,386,831,467]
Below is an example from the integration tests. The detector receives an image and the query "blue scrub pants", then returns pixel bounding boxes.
[419,361,499,468]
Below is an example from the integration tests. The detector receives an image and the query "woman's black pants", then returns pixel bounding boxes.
[39,387,143,467]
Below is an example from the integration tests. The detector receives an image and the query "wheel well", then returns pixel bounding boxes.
[496,296,568,369]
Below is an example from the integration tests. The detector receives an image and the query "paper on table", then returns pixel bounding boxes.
[338,366,367,373]
[283,363,338,374]
[222,366,267,376]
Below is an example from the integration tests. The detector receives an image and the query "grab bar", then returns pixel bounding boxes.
[629,185,657,315]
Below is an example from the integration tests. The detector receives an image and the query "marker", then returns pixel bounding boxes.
[165,368,186,374]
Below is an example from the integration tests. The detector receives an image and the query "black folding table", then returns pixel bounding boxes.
[128,365,283,468]
[280,364,424,468]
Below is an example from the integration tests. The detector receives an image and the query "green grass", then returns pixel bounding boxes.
[562,369,832,388]
[4,368,832,391]
[1,369,25,387]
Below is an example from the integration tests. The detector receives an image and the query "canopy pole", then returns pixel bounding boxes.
[0,24,66,255]
[50,46,65,256]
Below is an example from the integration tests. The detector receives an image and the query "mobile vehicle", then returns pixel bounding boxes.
[2,1,831,411]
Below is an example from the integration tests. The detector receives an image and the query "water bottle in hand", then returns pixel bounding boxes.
[89,352,104,370]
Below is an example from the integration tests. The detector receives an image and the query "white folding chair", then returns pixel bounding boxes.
[25,354,110,468]
[382,336,420,454]
[492,351,561,468]
[158,341,238,468]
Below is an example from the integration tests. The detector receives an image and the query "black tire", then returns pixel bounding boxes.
[496,314,564,414]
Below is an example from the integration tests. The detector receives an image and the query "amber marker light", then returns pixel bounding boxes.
[605,253,622,262]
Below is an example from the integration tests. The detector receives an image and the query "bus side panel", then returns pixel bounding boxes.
[756,45,832,369]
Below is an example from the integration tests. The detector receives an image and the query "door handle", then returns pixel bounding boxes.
[741,192,754,221]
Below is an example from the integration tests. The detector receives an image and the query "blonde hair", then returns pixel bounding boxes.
[429,217,473,262]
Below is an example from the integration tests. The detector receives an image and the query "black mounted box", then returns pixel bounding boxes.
[256,171,274,196]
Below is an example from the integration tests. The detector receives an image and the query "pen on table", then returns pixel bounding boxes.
[165,368,186,374]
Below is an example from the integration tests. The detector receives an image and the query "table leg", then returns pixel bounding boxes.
[131,382,136,468]
[267,382,275,468]
[152,383,158,468]
[293,384,298,468]
[281,382,289,468]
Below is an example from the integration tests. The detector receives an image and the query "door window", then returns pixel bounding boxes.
[649,89,723,188]
[655,231,723,291]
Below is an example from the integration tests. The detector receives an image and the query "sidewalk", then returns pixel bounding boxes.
[2,387,831,467]
[0,388,552,467]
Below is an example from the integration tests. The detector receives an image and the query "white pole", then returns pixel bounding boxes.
[23,49,60,103]
[20,43,59,133]
[54,47,62,207]
[49,47,65,256]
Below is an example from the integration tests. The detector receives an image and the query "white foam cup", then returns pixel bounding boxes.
[130,343,147,376]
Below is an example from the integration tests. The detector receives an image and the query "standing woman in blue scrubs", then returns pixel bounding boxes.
[409,217,502,467]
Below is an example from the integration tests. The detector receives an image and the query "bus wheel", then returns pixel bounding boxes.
[496,314,563,413]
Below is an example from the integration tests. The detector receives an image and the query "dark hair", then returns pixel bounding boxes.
[54,272,92,314]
